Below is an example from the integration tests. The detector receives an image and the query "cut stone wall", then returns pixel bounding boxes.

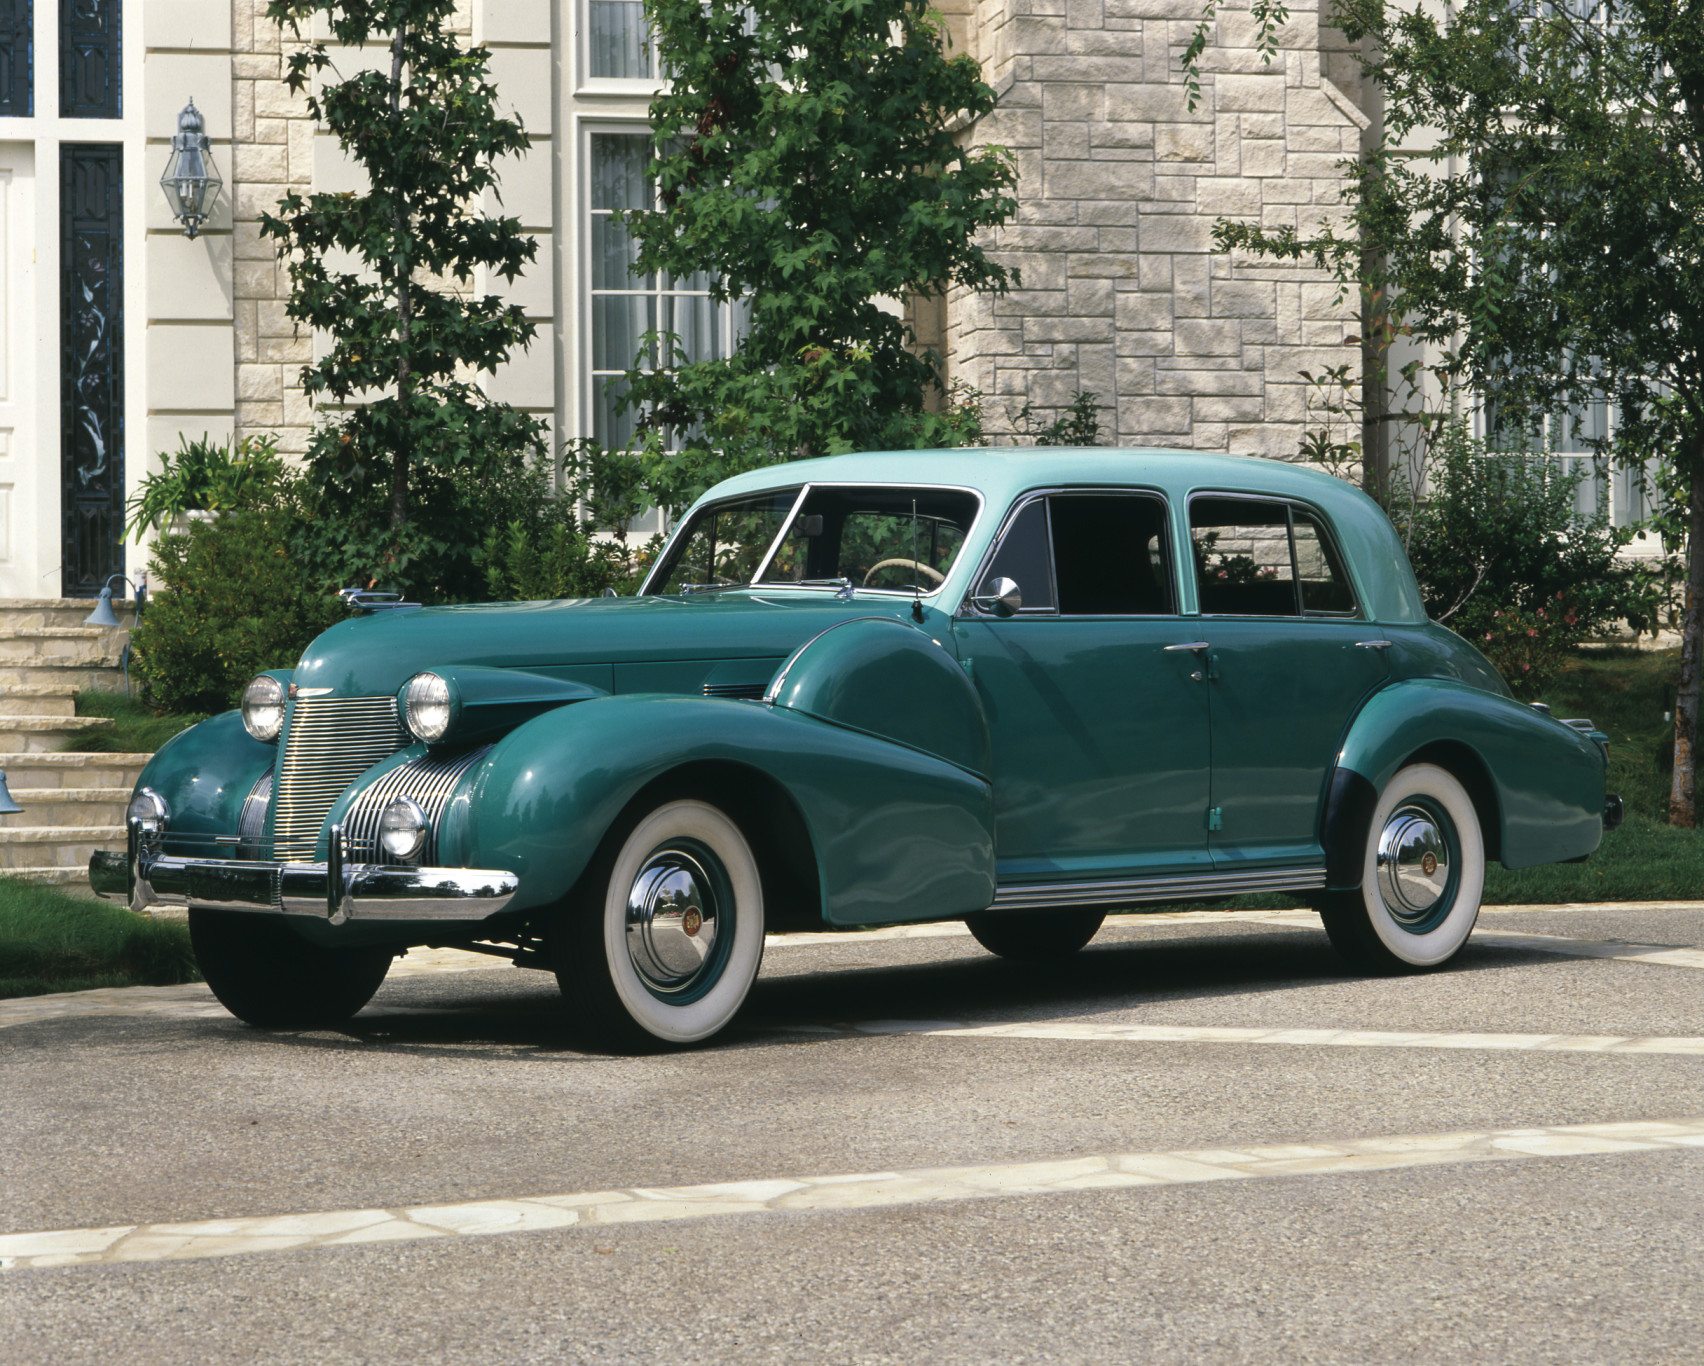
[943,0,1368,456]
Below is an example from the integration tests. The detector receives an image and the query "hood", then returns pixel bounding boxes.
[291,591,943,699]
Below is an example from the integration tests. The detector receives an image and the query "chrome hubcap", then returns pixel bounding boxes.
[1375,803,1453,927]
[625,846,724,995]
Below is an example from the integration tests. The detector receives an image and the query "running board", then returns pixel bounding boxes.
[991,867,1327,912]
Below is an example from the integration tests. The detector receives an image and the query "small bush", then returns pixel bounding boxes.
[1012,390,1105,447]
[131,504,343,714]
[1401,425,1666,695]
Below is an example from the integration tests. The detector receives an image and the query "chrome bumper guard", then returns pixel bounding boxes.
[89,822,519,924]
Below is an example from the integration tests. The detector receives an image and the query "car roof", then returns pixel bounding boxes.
[694,447,1427,625]
[708,446,1361,509]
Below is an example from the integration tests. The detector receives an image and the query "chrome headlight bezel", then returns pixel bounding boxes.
[127,788,169,837]
[401,672,455,745]
[241,674,287,743]
[378,796,429,863]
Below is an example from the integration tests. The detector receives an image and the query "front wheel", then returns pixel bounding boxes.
[553,799,766,1051]
[965,908,1105,962]
[1318,763,1485,973]
[189,910,392,1028]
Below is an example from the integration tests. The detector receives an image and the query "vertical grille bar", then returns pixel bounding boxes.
[343,746,491,863]
[271,696,405,862]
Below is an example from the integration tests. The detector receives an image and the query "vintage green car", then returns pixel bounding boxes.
[92,449,1618,1047]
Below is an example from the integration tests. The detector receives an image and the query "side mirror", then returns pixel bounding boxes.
[973,576,1023,618]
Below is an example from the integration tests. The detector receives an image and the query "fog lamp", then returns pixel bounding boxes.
[128,789,169,837]
[379,797,429,862]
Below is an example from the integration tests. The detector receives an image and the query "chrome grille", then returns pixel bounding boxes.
[702,681,767,700]
[342,746,492,863]
[272,696,406,861]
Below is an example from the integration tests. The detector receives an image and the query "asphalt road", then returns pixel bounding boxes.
[3,903,1702,1363]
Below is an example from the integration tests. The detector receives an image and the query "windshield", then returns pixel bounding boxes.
[649,485,981,595]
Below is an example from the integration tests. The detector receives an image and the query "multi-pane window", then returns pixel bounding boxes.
[60,0,120,118]
[587,130,736,449]
[1485,394,1656,529]
[0,0,31,117]
[586,0,657,80]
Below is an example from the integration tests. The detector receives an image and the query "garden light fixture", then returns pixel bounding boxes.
[0,770,20,817]
[159,99,223,240]
[84,574,146,629]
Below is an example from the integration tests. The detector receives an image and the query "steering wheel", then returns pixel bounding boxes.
[863,558,946,590]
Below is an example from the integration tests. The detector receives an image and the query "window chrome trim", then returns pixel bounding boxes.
[1185,489,1365,622]
[640,481,987,598]
[958,485,1178,620]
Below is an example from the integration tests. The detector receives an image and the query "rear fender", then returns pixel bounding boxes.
[1325,678,1605,886]
[447,695,995,926]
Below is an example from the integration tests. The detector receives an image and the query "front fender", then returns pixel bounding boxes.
[1328,678,1605,882]
[134,711,276,854]
[446,694,996,926]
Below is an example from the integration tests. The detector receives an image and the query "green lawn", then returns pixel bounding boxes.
[1484,646,1704,903]
[65,690,210,755]
[0,877,198,998]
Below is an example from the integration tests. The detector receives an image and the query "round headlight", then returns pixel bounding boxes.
[403,672,453,744]
[242,674,286,742]
[127,788,169,836]
[379,796,429,862]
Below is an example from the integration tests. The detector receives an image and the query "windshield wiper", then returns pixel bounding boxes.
[759,577,855,598]
[679,580,746,595]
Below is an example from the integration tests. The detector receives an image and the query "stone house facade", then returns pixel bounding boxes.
[2,0,1378,599]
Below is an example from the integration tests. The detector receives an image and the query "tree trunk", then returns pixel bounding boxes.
[389,24,411,533]
[1668,468,1704,826]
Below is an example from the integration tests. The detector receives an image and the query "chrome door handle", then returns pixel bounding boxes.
[1355,639,1393,650]
[1164,642,1211,653]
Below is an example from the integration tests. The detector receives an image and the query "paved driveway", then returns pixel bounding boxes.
[3,903,1702,1362]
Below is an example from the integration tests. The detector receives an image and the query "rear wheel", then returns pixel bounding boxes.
[553,799,765,1051]
[965,908,1105,962]
[189,910,392,1028]
[1318,763,1485,973]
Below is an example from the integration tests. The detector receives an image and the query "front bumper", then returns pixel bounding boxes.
[90,823,519,925]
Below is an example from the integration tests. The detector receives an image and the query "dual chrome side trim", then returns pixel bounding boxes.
[991,867,1327,912]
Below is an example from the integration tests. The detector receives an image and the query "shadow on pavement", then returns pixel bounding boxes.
[240,926,1564,1061]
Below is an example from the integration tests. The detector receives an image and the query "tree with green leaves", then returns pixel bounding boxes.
[1191,1,1704,825]
[261,1,543,593]
[624,0,1019,514]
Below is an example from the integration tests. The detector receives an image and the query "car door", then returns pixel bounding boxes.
[1188,494,1390,870]
[953,490,1213,885]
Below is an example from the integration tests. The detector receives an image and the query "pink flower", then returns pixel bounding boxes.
[1526,628,1538,638]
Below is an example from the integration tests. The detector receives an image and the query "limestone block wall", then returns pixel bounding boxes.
[944,0,1369,456]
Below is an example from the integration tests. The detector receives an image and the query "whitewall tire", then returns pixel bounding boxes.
[555,799,765,1050]
[1319,763,1485,972]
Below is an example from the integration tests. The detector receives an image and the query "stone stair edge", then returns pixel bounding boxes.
[0,751,154,764]
[0,825,129,840]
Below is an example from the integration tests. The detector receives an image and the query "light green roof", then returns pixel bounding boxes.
[695,447,1426,624]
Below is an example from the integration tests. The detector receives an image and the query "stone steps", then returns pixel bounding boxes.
[0,824,128,873]
[6,787,132,828]
[0,715,115,753]
[0,627,128,668]
[0,599,140,889]
[0,598,136,631]
[0,684,80,717]
[0,752,151,789]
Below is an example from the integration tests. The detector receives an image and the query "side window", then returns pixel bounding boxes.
[980,499,1056,612]
[1050,495,1174,616]
[1191,497,1299,617]
[1292,510,1356,614]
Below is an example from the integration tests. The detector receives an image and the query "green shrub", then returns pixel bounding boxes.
[126,433,290,538]
[1013,390,1105,446]
[1401,425,1669,695]
[132,504,343,714]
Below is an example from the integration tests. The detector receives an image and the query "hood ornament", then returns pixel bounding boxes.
[338,587,422,615]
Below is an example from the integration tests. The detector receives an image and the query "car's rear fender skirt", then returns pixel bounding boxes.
[1327,678,1605,883]
[447,694,996,927]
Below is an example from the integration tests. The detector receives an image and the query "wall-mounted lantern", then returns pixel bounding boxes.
[159,98,223,240]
